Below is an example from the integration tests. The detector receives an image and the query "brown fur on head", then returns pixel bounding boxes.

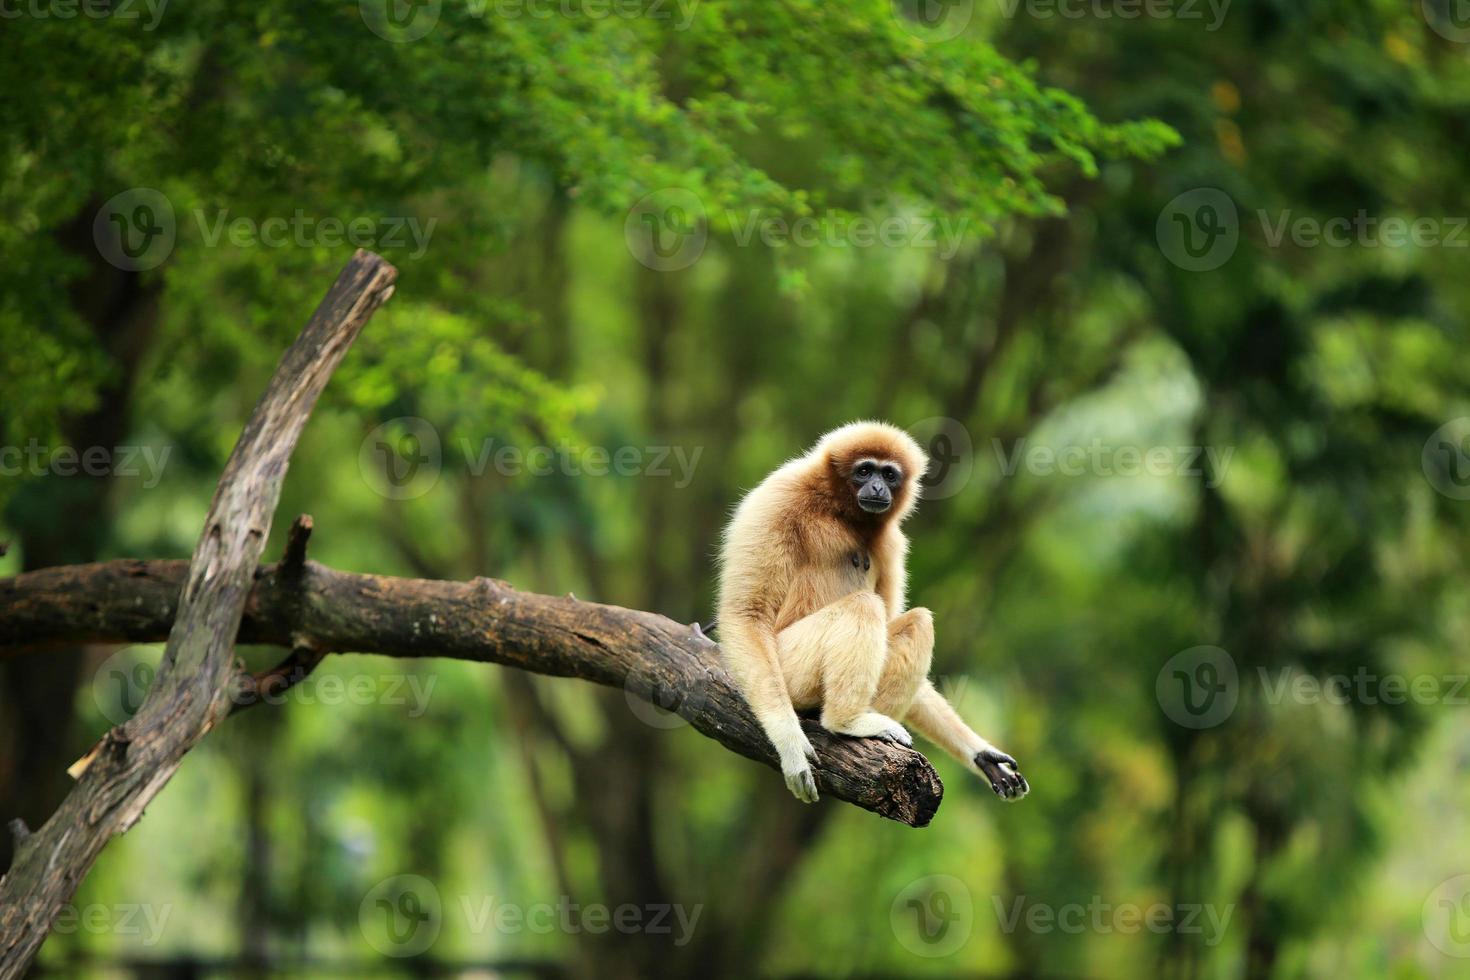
[809,421,929,529]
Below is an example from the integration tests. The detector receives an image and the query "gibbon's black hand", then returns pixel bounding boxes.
[974,747,1029,801]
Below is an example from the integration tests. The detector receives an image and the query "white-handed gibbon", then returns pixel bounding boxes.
[717,421,1028,804]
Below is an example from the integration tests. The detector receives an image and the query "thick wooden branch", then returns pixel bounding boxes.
[0,552,945,829]
[0,251,396,978]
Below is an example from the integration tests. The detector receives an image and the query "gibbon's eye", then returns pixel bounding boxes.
[854,462,874,480]
[881,465,901,485]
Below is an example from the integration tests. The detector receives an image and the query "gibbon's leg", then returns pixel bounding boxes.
[905,681,1029,800]
[871,607,934,719]
[776,591,912,745]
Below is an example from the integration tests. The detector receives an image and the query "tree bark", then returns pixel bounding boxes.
[0,552,946,830]
[0,250,397,978]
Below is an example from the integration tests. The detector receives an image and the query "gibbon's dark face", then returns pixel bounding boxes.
[850,458,904,514]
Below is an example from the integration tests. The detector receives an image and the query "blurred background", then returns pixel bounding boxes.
[5,0,1470,976]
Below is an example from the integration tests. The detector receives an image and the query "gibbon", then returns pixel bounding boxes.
[717,421,1028,804]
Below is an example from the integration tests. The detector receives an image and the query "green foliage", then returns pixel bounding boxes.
[7,1,1470,978]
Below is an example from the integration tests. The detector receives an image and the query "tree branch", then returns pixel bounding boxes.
[0,551,945,829]
[0,250,396,978]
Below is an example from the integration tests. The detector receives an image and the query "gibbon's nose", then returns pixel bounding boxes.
[857,480,892,512]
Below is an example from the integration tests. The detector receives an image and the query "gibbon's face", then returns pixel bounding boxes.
[849,457,905,514]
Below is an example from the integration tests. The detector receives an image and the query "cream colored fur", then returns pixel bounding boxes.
[717,421,1024,803]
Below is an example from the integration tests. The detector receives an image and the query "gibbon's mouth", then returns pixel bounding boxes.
[857,495,891,514]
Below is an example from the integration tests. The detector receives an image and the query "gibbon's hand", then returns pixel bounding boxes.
[974,747,1029,801]
[780,731,820,803]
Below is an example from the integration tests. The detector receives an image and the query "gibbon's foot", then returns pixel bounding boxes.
[974,747,1029,801]
[825,710,912,747]
[872,723,914,747]
[779,732,821,803]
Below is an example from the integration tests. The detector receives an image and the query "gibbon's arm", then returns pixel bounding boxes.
[873,533,908,619]
[718,614,819,802]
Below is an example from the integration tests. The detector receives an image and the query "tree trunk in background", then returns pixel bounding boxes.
[0,203,159,873]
